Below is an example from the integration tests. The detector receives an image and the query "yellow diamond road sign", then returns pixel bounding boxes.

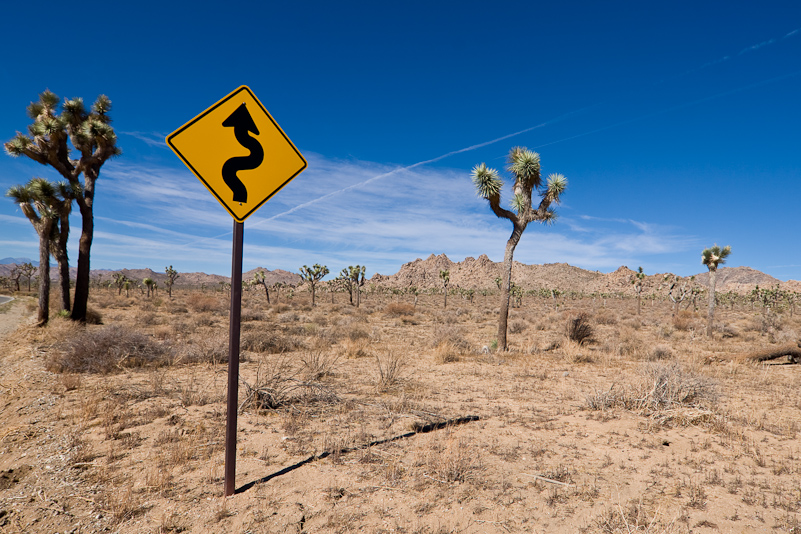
[166,86,307,222]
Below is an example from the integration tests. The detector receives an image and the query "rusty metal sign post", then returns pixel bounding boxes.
[166,86,307,496]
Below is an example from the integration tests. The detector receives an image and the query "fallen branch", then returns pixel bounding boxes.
[736,342,801,364]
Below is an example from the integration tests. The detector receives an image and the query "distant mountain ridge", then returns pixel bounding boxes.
[0,256,794,295]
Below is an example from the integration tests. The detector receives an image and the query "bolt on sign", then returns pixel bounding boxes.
[167,85,307,222]
[166,86,307,496]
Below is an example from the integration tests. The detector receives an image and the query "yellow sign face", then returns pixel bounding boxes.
[166,86,307,222]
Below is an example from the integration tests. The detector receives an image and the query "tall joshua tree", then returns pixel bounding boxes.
[299,264,329,307]
[471,147,566,351]
[5,90,121,321]
[702,244,731,338]
[165,266,180,298]
[6,178,60,324]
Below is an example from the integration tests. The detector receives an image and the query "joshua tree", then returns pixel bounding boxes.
[338,265,367,307]
[299,264,329,307]
[6,179,60,324]
[143,277,154,298]
[123,279,131,298]
[19,262,36,292]
[5,90,121,321]
[165,265,179,298]
[114,273,128,296]
[252,270,271,304]
[632,267,646,315]
[471,147,566,350]
[702,244,731,337]
[439,269,450,309]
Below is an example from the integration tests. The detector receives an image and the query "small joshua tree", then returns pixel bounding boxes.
[439,269,450,309]
[632,266,646,315]
[702,244,731,338]
[143,277,154,298]
[165,265,179,298]
[472,147,566,350]
[114,273,128,296]
[299,264,329,307]
[6,179,60,324]
[252,270,271,304]
[348,265,366,308]
[20,262,36,292]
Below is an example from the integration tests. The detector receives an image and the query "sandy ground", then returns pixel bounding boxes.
[0,291,800,533]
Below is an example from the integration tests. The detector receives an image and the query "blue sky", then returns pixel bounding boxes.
[1,1,800,280]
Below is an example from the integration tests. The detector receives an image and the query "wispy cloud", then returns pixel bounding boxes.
[76,154,702,276]
[118,130,171,149]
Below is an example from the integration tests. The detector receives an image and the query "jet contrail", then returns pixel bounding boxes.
[664,25,800,82]
[176,27,801,247]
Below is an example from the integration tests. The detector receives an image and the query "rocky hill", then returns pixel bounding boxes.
[0,257,797,296]
[367,254,798,296]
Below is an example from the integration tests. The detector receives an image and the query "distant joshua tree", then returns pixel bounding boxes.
[439,269,450,309]
[252,270,271,304]
[143,277,154,298]
[299,264,329,307]
[339,265,366,307]
[165,265,180,298]
[702,244,731,338]
[632,267,646,315]
[471,147,566,350]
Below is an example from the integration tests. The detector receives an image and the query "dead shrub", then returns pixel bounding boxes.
[646,345,674,361]
[300,350,340,380]
[594,310,618,325]
[240,356,338,410]
[632,362,718,412]
[433,341,461,363]
[672,310,696,331]
[385,303,415,317]
[241,330,299,354]
[508,319,527,334]
[430,325,470,351]
[48,324,171,374]
[180,336,228,365]
[186,294,222,313]
[375,352,407,390]
[566,312,594,345]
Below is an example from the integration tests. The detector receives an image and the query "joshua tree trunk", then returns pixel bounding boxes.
[72,194,94,321]
[37,225,53,325]
[52,211,71,312]
[498,225,523,351]
[707,269,717,338]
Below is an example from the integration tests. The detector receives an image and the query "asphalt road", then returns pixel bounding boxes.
[0,296,13,305]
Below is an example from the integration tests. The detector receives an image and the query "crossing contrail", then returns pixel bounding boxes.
[178,26,801,247]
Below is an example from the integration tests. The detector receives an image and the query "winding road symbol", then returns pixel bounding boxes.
[222,103,264,203]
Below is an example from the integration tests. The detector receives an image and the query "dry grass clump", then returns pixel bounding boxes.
[47,324,171,374]
[594,309,618,325]
[240,356,338,410]
[384,303,415,317]
[585,362,718,418]
[672,310,696,331]
[566,311,594,345]
[375,352,407,390]
[508,319,527,334]
[433,342,461,363]
[179,336,228,365]
[241,329,299,354]
[646,344,674,361]
[186,294,223,313]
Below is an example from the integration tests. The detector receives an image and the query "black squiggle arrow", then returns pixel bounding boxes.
[221,103,264,203]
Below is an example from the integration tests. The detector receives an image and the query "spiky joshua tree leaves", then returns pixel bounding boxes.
[165,266,180,298]
[702,244,731,338]
[471,147,566,350]
[299,264,329,307]
[5,90,121,321]
[439,269,450,309]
